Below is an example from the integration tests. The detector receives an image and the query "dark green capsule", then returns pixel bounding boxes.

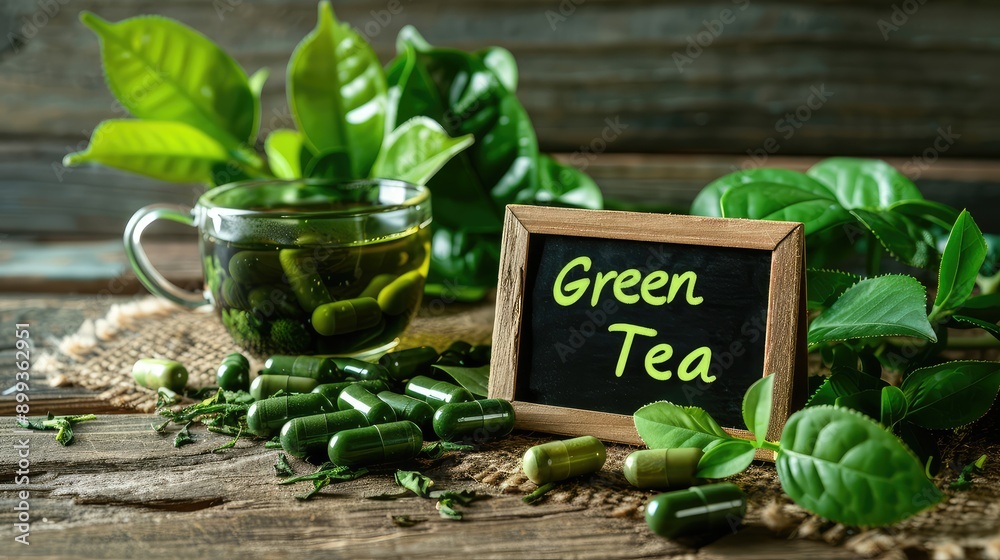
[432,399,514,442]
[312,380,389,402]
[279,409,369,458]
[337,384,396,424]
[216,352,250,392]
[228,250,284,285]
[522,436,606,485]
[645,483,746,539]
[279,248,333,312]
[376,270,424,315]
[311,297,382,336]
[379,346,439,381]
[358,273,397,299]
[624,448,704,490]
[132,358,188,391]
[249,375,319,400]
[246,393,336,437]
[262,355,343,383]
[328,357,389,382]
[405,375,474,409]
[327,421,423,467]
[436,340,473,367]
[377,391,435,438]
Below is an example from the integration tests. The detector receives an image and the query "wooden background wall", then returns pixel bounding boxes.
[2,0,998,239]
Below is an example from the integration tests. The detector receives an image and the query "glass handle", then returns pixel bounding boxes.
[123,204,208,309]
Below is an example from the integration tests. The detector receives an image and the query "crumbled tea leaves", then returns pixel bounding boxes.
[523,482,557,505]
[156,387,179,407]
[367,490,413,501]
[436,498,463,520]
[951,454,988,491]
[211,425,243,453]
[430,490,490,507]
[17,413,97,446]
[173,422,195,447]
[395,470,434,498]
[418,441,475,459]
[390,515,425,528]
[281,462,368,500]
[274,453,295,477]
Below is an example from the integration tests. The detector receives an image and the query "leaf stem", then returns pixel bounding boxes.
[759,440,781,452]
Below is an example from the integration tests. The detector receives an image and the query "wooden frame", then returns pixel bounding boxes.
[488,204,807,451]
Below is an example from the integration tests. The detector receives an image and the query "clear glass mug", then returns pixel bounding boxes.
[124,178,432,356]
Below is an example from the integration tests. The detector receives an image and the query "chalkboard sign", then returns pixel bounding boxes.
[489,205,807,446]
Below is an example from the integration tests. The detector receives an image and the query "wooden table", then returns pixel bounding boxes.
[0,294,857,559]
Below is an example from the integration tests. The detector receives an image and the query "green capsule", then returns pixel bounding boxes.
[377,391,435,438]
[433,399,515,442]
[262,355,343,383]
[337,384,396,425]
[328,357,389,382]
[311,297,382,336]
[279,409,369,458]
[405,375,474,409]
[216,352,250,392]
[279,248,333,312]
[313,380,389,402]
[249,374,319,400]
[522,436,606,485]
[246,393,336,437]
[436,340,474,366]
[378,346,439,381]
[228,250,284,285]
[376,270,424,315]
[358,273,397,299]
[132,358,188,392]
[222,277,249,309]
[327,421,423,467]
[624,448,704,490]
[645,483,746,539]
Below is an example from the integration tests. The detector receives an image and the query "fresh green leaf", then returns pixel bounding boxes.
[523,482,557,505]
[888,199,960,231]
[634,401,732,450]
[720,183,852,234]
[952,294,1000,324]
[16,414,97,446]
[476,46,518,93]
[427,226,503,288]
[247,68,269,142]
[901,361,1000,429]
[881,386,908,428]
[264,129,304,179]
[807,269,861,310]
[827,366,888,398]
[777,406,942,526]
[696,439,756,478]
[274,453,295,477]
[436,498,464,520]
[370,117,473,186]
[430,364,489,398]
[806,158,923,210]
[950,315,1000,341]
[950,455,987,491]
[288,1,386,177]
[173,422,195,447]
[850,208,936,269]
[691,168,833,217]
[807,275,937,344]
[534,155,603,209]
[932,210,987,316]
[303,149,352,181]
[80,12,256,148]
[394,469,434,498]
[64,120,231,183]
[741,375,774,444]
[835,389,882,420]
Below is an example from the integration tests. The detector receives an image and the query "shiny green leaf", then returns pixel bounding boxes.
[808,275,937,344]
[430,364,489,398]
[634,401,732,450]
[950,315,1000,341]
[901,361,1000,429]
[835,389,882,420]
[850,208,936,269]
[807,269,861,310]
[777,406,942,526]
[264,129,304,179]
[691,168,833,218]
[888,199,959,231]
[696,439,756,479]
[370,117,473,186]
[534,155,603,209]
[881,386,908,429]
[721,183,852,234]
[932,210,987,315]
[476,47,518,93]
[806,158,923,210]
[248,68,269,143]
[742,374,774,445]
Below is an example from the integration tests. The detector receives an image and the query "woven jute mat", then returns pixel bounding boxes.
[23,295,1000,558]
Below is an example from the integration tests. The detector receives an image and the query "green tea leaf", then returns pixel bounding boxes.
[696,439,756,478]
[264,129,304,179]
[430,364,489,397]
[288,1,386,178]
[80,12,255,148]
[932,210,987,315]
[807,275,937,344]
[777,406,942,526]
[950,455,987,491]
[370,116,473,186]
[741,375,774,444]
[274,453,295,477]
[634,401,732,450]
[806,158,923,210]
[850,208,936,269]
[828,366,887,398]
[807,269,861,310]
[430,489,491,506]
[888,199,960,231]
[304,149,352,181]
[436,498,464,520]
[476,46,518,93]
[535,155,603,209]
[952,294,1000,324]
[720,183,852,234]
[880,386,908,429]
[950,315,1000,341]
[691,168,833,217]
[394,469,434,498]
[901,361,1000,429]
[173,422,195,447]
[64,120,231,183]
[835,389,882,420]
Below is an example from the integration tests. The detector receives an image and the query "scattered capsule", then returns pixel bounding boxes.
[216,352,250,392]
[262,355,343,383]
[313,380,389,402]
[405,375,474,409]
[624,448,704,490]
[312,297,382,336]
[358,273,397,299]
[522,436,606,485]
[132,358,188,392]
[337,384,396,424]
[645,483,746,539]
[377,270,424,315]
[279,248,333,312]
[436,340,474,366]
[279,409,369,458]
[222,277,249,309]
[249,374,319,400]
[433,399,515,442]
[228,250,284,285]
[378,391,435,438]
[328,357,389,382]
[246,393,336,437]
[328,421,423,467]
[379,346,439,381]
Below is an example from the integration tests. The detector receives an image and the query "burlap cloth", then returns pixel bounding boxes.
[17,295,1000,559]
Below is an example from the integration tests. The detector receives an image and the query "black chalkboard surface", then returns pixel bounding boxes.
[489,205,807,445]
